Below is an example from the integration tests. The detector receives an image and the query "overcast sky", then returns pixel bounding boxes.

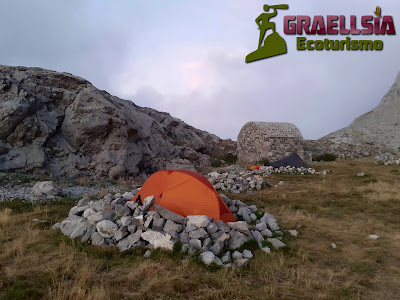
[0,0,399,140]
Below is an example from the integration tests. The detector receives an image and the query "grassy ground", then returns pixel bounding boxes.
[1,159,400,299]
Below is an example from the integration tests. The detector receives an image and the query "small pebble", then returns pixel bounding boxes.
[369,235,379,240]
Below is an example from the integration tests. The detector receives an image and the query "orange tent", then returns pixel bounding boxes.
[250,166,260,170]
[132,170,236,223]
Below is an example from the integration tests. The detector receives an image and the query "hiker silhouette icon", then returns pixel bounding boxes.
[246,4,289,63]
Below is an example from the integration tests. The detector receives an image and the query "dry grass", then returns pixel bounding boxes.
[0,159,399,299]
[0,208,12,228]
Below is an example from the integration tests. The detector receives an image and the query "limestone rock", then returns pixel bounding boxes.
[115,204,130,217]
[114,228,128,242]
[163,219,182,235]
[126,201,139,211]
[31,181,62,197]
[201,237,213,251]
[228,231,249,249]
[206,222,218,235]
[0,65,231,179]
[185,223,198,232]
[215,220,231,233]
[77,197,91,207]
[141,230,175,250]
[154,204,186,224]
[261,213,280,231]
[256,222,267,231]
[142,195,156,210]
[210,240,224,255]
[189,238,202,250]
[242,249,253,259]
[117,229,142,251]
[261,247,271,254]
[186,215,210,228]
[122,192,134,200]
[232,251,242,260]
[200,251,216,265]
[261,229,273,237]
[188,228,209,240]
[227,221,252,237]
[152,218,166,231]
[83,208,97,219]
[217,233,230,242]
[251,230,264,242]
[69,205,87,217]
[221,251,232,263]
[91,232,106,246]
[120,216,133,227]
[51,222,61,230]
[267,238,286,249]
[179,232,190,244]
[60,215,85,237]
[96,220,118,238]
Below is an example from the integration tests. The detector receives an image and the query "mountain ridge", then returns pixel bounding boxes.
[0,65,234,179]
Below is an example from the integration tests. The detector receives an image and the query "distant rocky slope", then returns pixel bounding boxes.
[0,65,234,179]
[305,72,400,159]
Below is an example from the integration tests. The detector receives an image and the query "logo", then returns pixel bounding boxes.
[374,6,382,18]
[245,4,289,63]
[246,4,396,63]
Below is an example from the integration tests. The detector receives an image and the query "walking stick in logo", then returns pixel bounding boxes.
[246,4,289,63]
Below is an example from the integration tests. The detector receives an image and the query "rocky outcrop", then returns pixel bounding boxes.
[0,65,231,179]
[237,122,304,164]
[305,72,400,159]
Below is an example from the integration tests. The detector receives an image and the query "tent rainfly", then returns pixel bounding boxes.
[132,170,237,223]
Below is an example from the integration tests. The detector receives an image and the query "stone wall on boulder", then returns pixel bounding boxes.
[237,122,304,164]
[0,65,232,179]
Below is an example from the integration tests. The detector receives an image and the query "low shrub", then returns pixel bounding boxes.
[257,159,270,165]
[314,153,337,162]
[219,153,237,165]
[211,159,222,168]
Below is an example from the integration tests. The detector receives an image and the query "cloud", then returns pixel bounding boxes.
[0,0,136,90]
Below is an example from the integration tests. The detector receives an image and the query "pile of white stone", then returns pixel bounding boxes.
[0,178,105,202]
[207,171,270,194]
[55,191,287,267]
[375,154,400,165]
[252,165,328,175]
[206,165,328,194]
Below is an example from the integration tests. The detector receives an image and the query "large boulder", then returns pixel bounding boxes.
[0,65,233,179]
[31,181,62,197]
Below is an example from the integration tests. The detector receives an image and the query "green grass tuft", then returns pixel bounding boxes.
[236,239,259,252]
